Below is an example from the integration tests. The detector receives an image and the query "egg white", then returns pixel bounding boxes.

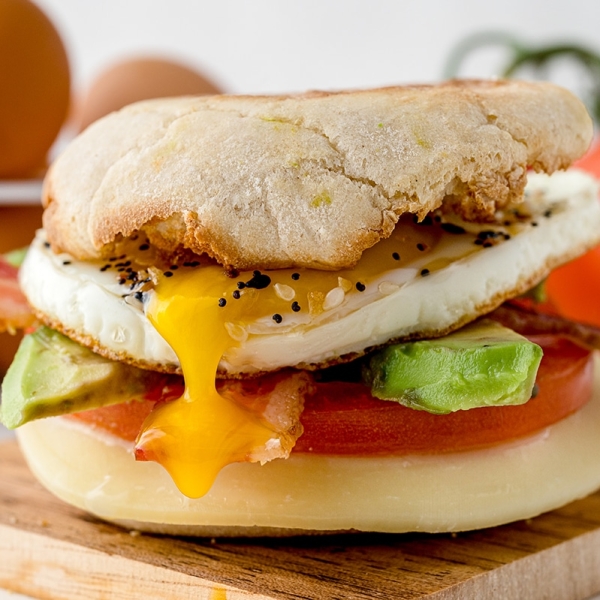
[19,170,600,375]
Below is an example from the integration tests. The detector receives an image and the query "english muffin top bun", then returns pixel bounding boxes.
[43,80,591,269]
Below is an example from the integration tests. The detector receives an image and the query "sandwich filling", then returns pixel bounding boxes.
[7,169,600,497]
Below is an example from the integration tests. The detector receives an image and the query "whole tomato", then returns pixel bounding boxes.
[545,141,600,326]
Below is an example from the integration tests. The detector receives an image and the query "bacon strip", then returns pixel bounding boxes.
[488,300,600,351]
[70,370,315,465]
[0,256,34,333]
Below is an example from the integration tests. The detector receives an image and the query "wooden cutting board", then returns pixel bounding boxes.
[2,440,600,600]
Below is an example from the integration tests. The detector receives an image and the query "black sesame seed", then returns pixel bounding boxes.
[139,244,149,251]
[531,383,540,399]
[43,241,51,248]
[440,223,466,235]
[164,271,173,277]
[272,313,283,323]
[291,273,300,281]
[119,254,126,259]
[434,215,442,223]
[227,269,239,278]
[134,291,144,301]
[117,267,125,272]
[125,267,133,273]
[474,239,484,246]
[416,243,426,251]
[170,265,179,270]
[291,301,301,312]
[482,242,493,248]
[100,264,111,272]
[392,252,400,261]
[245,271,272,290]
[218,298,227,307]
[127,272,136,280]
[503,233,511,240]
[477,230,499,240]
[183,261,200,268]
[421,269,430,277]
[532,221,538,227]
[544,209,552,218]
[356,282,366,292]
[109,256,118,262]
[62,260,71,265]
[416,215,433,227]
[232,290,241,299]
[237,281,246,289]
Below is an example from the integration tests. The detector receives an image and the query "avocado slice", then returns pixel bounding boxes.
[363,320,542,414]
[0,326,167,429]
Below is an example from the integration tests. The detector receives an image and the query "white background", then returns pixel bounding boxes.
[31,0,600,98]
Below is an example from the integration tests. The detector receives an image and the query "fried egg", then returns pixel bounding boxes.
[21,170,600,377]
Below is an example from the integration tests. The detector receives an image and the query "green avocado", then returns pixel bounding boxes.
[0,326,166,429]
[363,320,543,414]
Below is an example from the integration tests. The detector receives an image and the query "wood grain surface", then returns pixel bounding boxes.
[2,439,600,600]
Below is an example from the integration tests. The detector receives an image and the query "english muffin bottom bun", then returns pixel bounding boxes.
[4,79,600,536]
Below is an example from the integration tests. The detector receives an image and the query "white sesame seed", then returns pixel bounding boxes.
[323,286,345,310]
[378,281,400,295]
[274,283,295,301]
[225,322,248,342]
[111,326,127,343]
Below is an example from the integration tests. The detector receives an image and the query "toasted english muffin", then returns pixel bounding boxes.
[42,80,592,270]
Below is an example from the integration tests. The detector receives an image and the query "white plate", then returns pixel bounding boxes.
[0,181,43,205]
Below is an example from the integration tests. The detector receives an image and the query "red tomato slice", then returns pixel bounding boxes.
[295,335,592,454]
[70,335,593,456]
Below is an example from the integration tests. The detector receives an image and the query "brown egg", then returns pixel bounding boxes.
[0,0,70,178]
[75,56,223,131]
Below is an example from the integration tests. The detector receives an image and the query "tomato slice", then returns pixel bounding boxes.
[70,335,593,456]
[295,335,592,454]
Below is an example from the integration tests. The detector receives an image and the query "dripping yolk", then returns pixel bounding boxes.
[134,214,488,498]
[134,267,277,498]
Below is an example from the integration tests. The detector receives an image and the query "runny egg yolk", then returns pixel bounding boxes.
[135,268,277,497]
[134,215,488,498]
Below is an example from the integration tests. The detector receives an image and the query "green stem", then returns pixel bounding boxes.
[444,33,600,123]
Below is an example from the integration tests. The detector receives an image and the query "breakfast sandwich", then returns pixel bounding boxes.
[3,79,600,536]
